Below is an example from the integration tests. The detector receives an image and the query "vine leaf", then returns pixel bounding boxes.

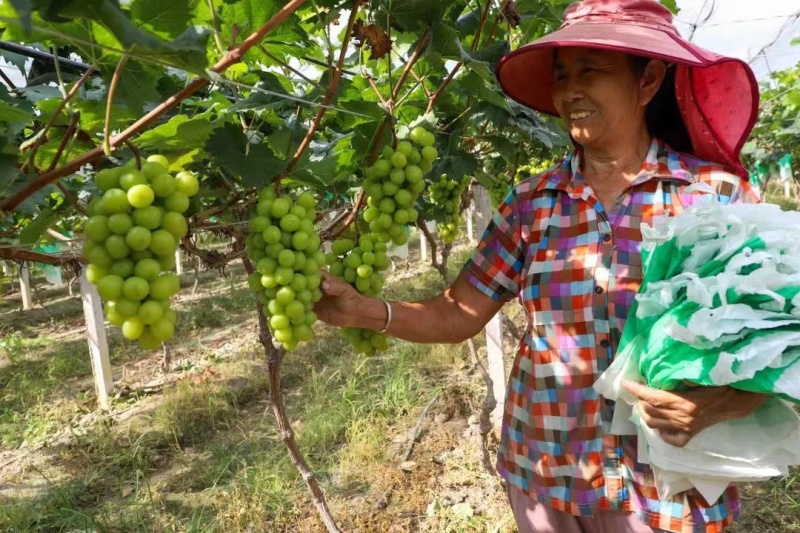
[16,0,210,74]
[100,59,161,113]
[353,20,392,60]
[130,0,193,37]
[19,206,56,244]
[205,123,286,188]
[374,0,459,32]
[136,114,214,151]
[8,0,32,32]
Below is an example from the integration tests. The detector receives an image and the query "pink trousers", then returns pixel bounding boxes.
[506,485,669,533]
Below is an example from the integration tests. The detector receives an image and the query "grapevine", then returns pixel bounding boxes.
[245,187,324,351]
[82,155,198,349]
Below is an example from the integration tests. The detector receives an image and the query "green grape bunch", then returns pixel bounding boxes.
[325,234,391,355]
[245,187,324,351]
[83,155,198,350]
[428,173,469,244]
[360,126,438,246]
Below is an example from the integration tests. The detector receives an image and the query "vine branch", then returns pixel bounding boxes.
[241,257,342,533]
[23,66,95,173]
[281,0,362,179]
[1,0,308,214]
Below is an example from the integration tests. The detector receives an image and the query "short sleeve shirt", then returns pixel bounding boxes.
[463,138,760,533]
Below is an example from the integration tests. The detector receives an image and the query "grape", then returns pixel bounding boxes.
[326,233,391,355]
[245,188,323,350]
[146,154,169,169]
[119,170,147,191]
[82,155,199,350]
[103,189,131,214]
[95,167,122,191]
[122,317,145,340]
[151,173,176,198]
[138,300,164,325]
[174,171,200,197]
[84,216,111,242]
[164,192,189,213]
[133,206,162,230]
[359,125,438,246]
[428,173,469,244]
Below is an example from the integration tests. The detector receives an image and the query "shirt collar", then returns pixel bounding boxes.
[535,138,696,198]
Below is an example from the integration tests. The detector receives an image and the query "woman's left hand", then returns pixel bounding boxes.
[621,380,767,447]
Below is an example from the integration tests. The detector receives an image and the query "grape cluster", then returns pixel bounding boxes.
[245,187,324,351]
[83,155,197,349]
[428,173,469,244]
[361,126,438,246]
[326,234,391,355]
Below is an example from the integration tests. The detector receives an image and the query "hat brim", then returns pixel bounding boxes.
[496,22,711,115]
[496,21,760,180]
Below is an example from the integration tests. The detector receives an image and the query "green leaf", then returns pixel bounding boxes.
[34,0,210,73]
[19,207,56,244]
[660,0,680,15]
[375,0,459,32]
[8,0,32,33]
[136,114,214,151]
[0,99,33,124]
[205,123,286,188]
[482,135,517,164]
[101,59,161,113]
[429,22,461,59]
[455,7,481,34]
[130,0,192,37]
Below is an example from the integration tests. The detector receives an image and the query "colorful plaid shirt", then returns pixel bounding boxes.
[464,138,760,533]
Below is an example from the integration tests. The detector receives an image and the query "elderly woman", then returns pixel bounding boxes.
[316,1,768,531]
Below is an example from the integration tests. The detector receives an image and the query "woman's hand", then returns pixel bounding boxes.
[622,380,767,447]
[313,271,370,328]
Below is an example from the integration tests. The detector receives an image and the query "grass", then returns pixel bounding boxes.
[3,235,800,532]
[0,249,492,532]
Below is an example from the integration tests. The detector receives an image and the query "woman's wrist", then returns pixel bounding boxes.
[350,294,390,331]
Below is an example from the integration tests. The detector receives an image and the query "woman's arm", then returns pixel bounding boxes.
[314,270,506,344]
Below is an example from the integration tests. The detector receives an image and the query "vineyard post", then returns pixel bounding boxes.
[419,225,428,263]
[418,221,435,265]
[79,270,112,410]
[466,203,475,242]
[175,249,183,275]
[19,262,32,310]
[473,185,506,424]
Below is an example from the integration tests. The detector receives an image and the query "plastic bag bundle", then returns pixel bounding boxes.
[595,200,800,503]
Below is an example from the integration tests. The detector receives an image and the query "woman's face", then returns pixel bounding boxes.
[551,48,652,151]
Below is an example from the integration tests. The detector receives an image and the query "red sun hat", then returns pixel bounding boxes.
[496,0,760,179]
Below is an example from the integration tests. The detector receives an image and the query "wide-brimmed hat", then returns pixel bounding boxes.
[496,0,759,178]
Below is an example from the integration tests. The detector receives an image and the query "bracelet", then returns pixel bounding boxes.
[377,299,392,334]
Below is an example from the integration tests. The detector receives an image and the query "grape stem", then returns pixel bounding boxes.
[103,53,131,157]
[0,0,308,214]
[241,257,343,533]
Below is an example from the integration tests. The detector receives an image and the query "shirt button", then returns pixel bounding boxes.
[594,285,604,294]
[600,339,610,348]
[602,233,612,242]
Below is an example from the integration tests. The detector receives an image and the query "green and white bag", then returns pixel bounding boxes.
[595,200,800,503]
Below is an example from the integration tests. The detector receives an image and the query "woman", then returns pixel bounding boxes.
[316,1,767,531]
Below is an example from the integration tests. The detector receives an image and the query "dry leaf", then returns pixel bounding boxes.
[501,0,522,28]
[353,20,392,60]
